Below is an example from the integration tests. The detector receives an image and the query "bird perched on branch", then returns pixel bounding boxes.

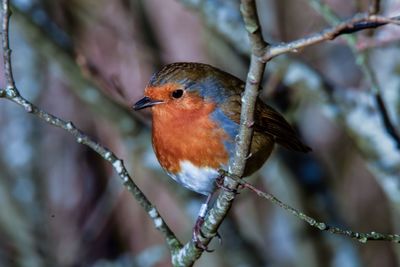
[133,62,310,247]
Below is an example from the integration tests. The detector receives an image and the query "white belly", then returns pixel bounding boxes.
[167,160,220,195]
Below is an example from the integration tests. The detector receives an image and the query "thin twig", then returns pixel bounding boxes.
[0,0,181,252]
[366,61,400,149]
[1,0,15,88]
[264,14,400,62]
[309,0,400,149]
[219,170,400,243]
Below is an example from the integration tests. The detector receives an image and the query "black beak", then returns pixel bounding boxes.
[133,96,163,110]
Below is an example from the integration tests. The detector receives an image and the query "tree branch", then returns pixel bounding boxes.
[308,0,400,149]
[0,0,181,253]
[264,14,400,62]
[1,0,15,88]
[170,0,268,265]
[220,170,400,243]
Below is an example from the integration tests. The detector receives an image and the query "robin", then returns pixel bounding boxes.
[133,62,310,246]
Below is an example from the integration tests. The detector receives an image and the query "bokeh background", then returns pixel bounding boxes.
[1,0,400,266]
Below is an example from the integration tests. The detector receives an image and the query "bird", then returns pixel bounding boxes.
[133,62,310,246]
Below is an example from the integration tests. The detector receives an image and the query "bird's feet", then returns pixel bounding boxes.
[192,193,223,251]
[192,216,222,252]
[192,216,214,252]
[215,172,242,194]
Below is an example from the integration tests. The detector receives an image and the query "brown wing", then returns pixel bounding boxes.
[254,100,311,153]
[213,69,311,153]
[219,93,311,153]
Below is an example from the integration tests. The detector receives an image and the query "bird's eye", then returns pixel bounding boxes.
[171,89,184,99]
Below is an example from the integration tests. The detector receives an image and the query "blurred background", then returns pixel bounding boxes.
[0,0,400,266]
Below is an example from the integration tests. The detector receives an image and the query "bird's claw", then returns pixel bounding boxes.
[215,231,222,245]
[194,240,214,252]
[193,216,206,238]
[193,216,222,252]
[193,216,214,252]
[215,174,240,194]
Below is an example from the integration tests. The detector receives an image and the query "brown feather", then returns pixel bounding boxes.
[254,100,311,152]
[219,89,311,153]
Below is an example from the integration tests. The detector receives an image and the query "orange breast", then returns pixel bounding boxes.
[151,98,229,174]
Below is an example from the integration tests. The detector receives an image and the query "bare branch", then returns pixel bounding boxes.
[309,0,400,149]
[1,0,15,88]
[228,0,267,179]
[264,14,400,62]
[220,170,400,244]
[170,0,268,265]
[0,0,181,252]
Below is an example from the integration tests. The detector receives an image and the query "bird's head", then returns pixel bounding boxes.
[133,62,241,114]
